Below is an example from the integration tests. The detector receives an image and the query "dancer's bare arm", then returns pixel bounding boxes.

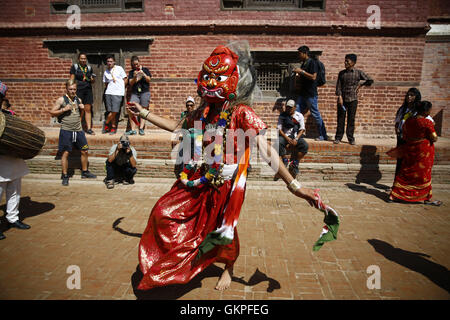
[127,101,178,132]
[255,134,317,205]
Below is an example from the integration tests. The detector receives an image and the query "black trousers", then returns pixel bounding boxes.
[105,160,137,181]
[335,100,358,142]
[395,136,406,177]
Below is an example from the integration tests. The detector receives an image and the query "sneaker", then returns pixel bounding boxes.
[333,139,340,144]
[349,140,356,145]
[62,174,69,186]
[81,170,97,179]
[125,130,137,135]
[139,129,145,136]
[86,129,95,135]
[109,128,117,135]
[105,179,115,189]
[102,122,110,134]
[128,178,135,185]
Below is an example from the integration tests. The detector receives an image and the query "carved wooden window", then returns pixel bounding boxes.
[252,51,299,96]
[222,0,325,10]
[50,0,143,13]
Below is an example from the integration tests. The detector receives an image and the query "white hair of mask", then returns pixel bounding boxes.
[226,40,262,106]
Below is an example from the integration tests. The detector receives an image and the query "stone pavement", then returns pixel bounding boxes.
[0,174,449,300]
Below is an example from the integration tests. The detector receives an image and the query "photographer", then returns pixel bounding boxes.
[125,55,152,135]
[105,135,137,189]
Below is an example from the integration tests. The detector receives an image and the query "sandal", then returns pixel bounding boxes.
[105,180,115,189]
[424,200,442,206]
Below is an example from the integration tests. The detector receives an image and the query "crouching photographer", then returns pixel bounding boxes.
[105,135,137,189]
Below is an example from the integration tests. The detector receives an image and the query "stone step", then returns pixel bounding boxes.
[35,127,450,165]
[25,155,450,184]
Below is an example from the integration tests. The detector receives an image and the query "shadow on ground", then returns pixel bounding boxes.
[346,183,391,202]
[368,239,450,293]
[112,217,142,238]
[0,196,55,232]
[131,265,280,300]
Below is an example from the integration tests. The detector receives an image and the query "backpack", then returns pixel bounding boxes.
[315,59,326,87]
[73,63,92,73]
[57,95,81,123]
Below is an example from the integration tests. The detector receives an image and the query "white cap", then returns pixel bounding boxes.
[286,99,295,108]
[186,96,195,104]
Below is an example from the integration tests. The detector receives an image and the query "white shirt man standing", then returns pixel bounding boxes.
[103,55,127,135]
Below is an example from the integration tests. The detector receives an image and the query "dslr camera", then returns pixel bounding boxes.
[121,141,130,149]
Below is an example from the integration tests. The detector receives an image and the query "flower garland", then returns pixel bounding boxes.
[179,104,232,188]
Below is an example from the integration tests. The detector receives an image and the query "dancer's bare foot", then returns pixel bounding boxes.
[215,267,232,291]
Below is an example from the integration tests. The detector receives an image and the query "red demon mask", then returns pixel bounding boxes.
[197,45,239,103]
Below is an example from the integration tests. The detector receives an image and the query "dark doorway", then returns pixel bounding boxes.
[86,54,108,123]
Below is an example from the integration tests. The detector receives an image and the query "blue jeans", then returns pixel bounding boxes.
[296,95,327,139]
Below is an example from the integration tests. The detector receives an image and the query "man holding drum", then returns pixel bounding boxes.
[0,81,31,240]
[49,79,97,186]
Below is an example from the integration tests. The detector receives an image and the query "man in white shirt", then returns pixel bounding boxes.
[274,99,309,180]
[103,55,127,135]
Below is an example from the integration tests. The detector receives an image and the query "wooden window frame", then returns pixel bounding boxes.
[221,0,325,11]
[252,51,299,98]
[50,0,144,14]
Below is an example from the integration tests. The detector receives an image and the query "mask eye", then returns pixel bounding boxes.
[217,75,228,82]
[203,74,210,81]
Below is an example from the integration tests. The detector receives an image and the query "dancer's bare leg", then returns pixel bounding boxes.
[215,265,233,291]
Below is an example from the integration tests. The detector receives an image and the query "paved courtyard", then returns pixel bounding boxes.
[0,174,449,300]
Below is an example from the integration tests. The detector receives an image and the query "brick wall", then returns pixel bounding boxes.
[1,0,448,137]
[0,0,431,25]
[420,40,449,137]
[0,34,427,136]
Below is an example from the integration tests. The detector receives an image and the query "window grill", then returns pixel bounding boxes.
[222,0,324,10]
[51,0,143,13]
[80,0,120,7]
[252,51,298,95]
[256,64,286,92]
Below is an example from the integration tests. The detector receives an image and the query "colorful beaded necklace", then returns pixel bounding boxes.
[179,103,234,189]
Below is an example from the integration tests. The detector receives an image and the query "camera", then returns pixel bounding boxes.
[121,141,130,149]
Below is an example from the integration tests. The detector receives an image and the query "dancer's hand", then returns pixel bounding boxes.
[293,187,318,207]
[126,101,142,116]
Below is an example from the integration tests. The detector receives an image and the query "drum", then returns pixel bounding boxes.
[0,112,46,160]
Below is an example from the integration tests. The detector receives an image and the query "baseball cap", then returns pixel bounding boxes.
[286,99,296,108]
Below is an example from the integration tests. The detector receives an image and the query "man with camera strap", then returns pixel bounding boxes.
[104,134,137,189]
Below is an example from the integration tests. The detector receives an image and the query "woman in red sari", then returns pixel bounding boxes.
[389,101,442,205]
[127,42,321,291]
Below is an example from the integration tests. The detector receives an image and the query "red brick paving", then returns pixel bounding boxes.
[0,174,449,300]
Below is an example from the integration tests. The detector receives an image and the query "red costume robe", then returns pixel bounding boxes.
[138,104,267,290]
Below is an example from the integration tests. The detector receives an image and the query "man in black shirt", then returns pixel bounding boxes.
[293,45,328,141]
[126,56,152,136]
[70,53,96,135]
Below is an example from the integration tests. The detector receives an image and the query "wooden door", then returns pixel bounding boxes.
[86,54,108,123]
